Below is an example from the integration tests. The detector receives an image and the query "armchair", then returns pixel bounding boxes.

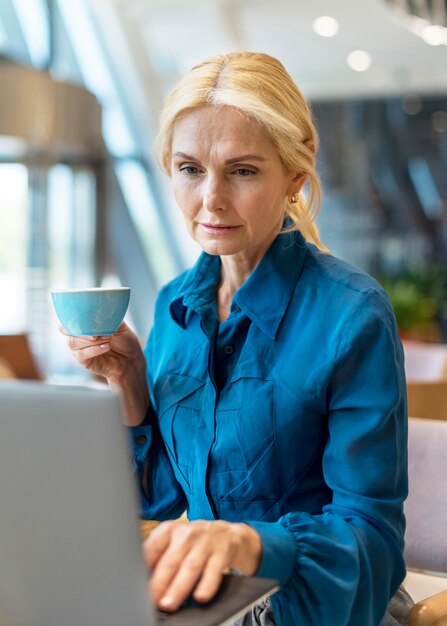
[406,418,447,625]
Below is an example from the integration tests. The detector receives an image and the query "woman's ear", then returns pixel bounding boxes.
[288,172,307,197]
[304,140,315,154]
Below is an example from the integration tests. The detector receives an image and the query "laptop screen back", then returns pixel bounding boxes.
[0,381,154,626]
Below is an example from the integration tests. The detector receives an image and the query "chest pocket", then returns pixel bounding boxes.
[218,377,274,469]
[212,376,279,508]
[156,374,206,484]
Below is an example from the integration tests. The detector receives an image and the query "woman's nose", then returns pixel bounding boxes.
[203,177,227,212]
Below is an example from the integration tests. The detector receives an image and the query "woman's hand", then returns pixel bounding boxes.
[143,519,262,612]
[60,321,140,382]
[60,321,149,426]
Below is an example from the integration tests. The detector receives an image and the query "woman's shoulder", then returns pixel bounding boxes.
[299,244,395,328]
[303,244,386,300]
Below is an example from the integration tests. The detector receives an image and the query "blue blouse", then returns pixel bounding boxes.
[130,230,408,626]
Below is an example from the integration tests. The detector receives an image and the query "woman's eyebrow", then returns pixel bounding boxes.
[225,154,266,164]
[172,151,266,164]
[172,151,196,160]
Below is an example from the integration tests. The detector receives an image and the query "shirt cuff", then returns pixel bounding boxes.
[246,521,297,586]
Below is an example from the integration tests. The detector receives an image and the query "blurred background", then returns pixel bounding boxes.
[0,0,446,382]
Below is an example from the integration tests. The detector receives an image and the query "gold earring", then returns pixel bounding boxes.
[289,194,298,204]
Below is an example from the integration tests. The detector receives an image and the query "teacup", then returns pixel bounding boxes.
[51,287,131,336]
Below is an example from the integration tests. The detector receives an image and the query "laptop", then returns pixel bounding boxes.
[0,381,278,626]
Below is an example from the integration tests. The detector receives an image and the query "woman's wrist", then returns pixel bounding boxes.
[108,353,150,426]
[231,523,262,576]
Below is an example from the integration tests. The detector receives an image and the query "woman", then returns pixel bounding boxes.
[64,52,412,625]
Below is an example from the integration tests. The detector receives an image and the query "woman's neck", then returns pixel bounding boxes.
[215,228,281,321]
[216,253,260,322]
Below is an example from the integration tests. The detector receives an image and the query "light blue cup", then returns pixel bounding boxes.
[51,287,131,336]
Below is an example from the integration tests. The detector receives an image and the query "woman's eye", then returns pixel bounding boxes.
[179,165,200,175]
[234,168,256,176]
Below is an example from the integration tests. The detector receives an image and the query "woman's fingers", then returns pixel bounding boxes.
[147,522,194,603]
[145,520,233,612]
[143,521,178,570]
[56,320,144,383]
[65,335,111,364]
[146,521,260,611]
[156,546,208,611]
[73,342,111,364]
[192,553,226,603]
[153,546,227,611]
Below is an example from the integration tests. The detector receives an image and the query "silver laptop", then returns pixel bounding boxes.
[0,381,278,626]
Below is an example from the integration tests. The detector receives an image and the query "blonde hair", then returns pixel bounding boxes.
[154,51,328,251]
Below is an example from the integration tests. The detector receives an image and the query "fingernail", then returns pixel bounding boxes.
[100,343,110,350]
[160,596,174,609]
[195,590,208,601]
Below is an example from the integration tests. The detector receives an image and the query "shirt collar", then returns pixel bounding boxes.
[169,253,220,327]
[169,230,308,340]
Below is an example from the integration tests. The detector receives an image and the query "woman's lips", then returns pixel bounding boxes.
[200,223,241,235]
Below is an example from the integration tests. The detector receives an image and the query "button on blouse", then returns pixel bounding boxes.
[214,310,251,391]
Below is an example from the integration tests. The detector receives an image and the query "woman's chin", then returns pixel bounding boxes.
[203,244,239,257]
[195,236,245,257]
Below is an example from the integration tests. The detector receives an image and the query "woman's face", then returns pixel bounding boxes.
[170,106,302,264]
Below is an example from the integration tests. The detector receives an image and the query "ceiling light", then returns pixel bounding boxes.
[384,1,447,46]
[402,94,423,115]
[313,16,339,37]
[421,25,445,45]
[431,111,447,133]
[346,50,372,72]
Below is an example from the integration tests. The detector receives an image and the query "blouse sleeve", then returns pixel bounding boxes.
[248,288,408,626]
[128,329,187,521]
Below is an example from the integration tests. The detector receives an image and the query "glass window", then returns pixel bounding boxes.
[115,160,178,286]
[0,11,8,49]
[48,165,96,289]
[0,0,29,62]
[46,164,97,378]
[0,163,28,333]
[56,0,136,157]
[11,0,49,67]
